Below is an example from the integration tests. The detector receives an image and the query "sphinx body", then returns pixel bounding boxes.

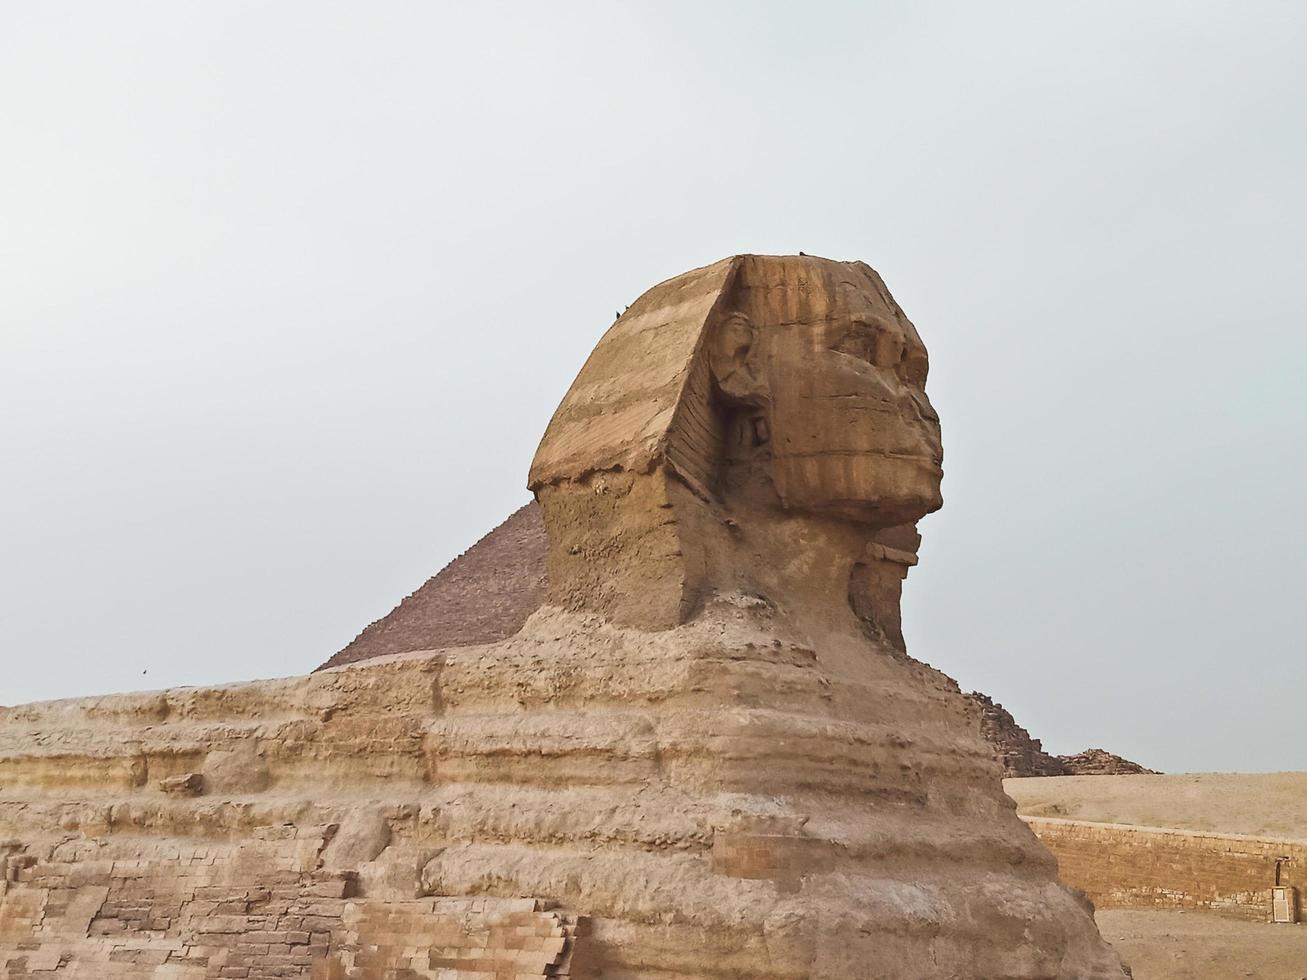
[0,256,1127,979]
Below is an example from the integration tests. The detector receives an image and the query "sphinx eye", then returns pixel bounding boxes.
[833,330,871,362]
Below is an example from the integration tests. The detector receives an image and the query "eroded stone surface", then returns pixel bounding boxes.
[0,255,1129,978]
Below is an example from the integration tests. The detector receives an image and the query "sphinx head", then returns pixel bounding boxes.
[708,256,942,525]
[529,254,942,631]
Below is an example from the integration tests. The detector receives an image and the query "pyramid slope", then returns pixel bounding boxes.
[318,502,546,670]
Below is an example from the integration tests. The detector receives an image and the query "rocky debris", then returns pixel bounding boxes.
[1058,748,1158,776]
[968,692,1068,777]
[157,771,204,796]
[966,692,1156,778]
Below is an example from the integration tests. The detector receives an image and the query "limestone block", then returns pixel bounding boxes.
[159,772,205,797]
[201,744,271,794]
[320,810,390,871]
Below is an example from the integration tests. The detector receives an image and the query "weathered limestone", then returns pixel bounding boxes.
[0,255,1129,978]
[527,255,943,635]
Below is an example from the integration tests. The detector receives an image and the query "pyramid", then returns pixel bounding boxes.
[319,502,547,670]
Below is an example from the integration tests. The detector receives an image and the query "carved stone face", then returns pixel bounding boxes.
[722,257,943,527]
[531,254,944,629]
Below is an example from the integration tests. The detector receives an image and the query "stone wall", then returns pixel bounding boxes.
[1025,816,1307,921]
[0,643,593,979]
[0,825,345,978]
[0,825,577,979]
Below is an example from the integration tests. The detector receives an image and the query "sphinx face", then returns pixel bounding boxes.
[739,262,944,527]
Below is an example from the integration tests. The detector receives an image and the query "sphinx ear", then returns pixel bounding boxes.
[708,312,768,406]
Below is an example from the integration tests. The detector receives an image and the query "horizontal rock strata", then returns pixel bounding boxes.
[0,603,1126,978]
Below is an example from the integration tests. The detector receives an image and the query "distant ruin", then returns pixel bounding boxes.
[968,693,1155,778]
[0,256,1128,978]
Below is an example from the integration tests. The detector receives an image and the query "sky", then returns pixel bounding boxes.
[1,2,1303,774]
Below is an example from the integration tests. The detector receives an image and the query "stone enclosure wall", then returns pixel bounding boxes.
[1025,816,1307,921]
[0,825,578,979]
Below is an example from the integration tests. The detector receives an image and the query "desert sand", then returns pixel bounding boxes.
[1014,774,1307,978]
[1007,772,1307,840]
[1098,910,1307,980]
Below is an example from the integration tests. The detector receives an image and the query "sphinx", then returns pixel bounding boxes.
[0,256,1128,979]
[530,254,943,643]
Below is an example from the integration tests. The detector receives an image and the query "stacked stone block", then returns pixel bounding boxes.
[0,830,576,978]
[330,898,576,977]
[1026,816,1307,921]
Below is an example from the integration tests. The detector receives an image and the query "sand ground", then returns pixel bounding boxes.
[1005,772,1307,840]
[1099,909,1307,979]
[1004,774,1307,977]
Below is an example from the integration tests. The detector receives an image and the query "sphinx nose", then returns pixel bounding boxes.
[901,389,940,426]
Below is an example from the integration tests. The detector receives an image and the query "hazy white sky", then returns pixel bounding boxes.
[2,2,1303,773]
